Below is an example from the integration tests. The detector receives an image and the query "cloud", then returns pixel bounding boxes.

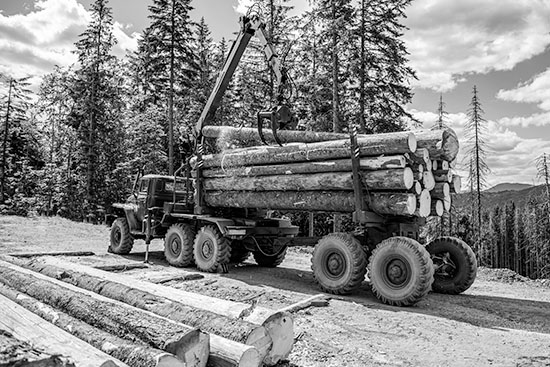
[234,0,254,15]
[0,0,140,87]
[403,0,550,92]
[409,109,550,187]
[497,68,550,111]
[498,112,550,128]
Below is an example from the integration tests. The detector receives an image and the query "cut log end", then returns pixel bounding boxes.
[451,175,462,194]
[430,200,444,217]
[403,167,414,190]
[165,328,210,367]
[416,189,431,217]
[260,312,294,366]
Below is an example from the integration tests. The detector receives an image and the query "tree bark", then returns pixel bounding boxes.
[203,190,417,216]
[2,256,282,366]
[192,132,416,169]
[0,292,127,367]
[414,128,459,162]
[202,126,349,147]
[203,169,414,192]
[201,156,407,178]
[0,260,209,366]
[0,283,185,367]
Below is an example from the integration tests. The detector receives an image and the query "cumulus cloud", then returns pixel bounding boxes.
[409,109,549,187]
[234,0,254,15]
[403,0,550,92]
[0,0,140,86]
[497,68,550,112]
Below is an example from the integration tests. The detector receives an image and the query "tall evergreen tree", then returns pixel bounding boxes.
[69,0,125,213]
[465,85,490,255]
[434,94,448,129]
[138,0,197,174]
[536,152,550,201]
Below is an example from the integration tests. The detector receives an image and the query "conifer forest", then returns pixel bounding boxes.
[0,0,548,280]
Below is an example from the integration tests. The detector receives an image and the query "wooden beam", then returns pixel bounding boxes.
[0,294,127,367]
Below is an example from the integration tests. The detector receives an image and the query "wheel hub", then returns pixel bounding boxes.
[326,252,345,277]
[201,239,214,259]
[386,259,408,286]
[433,252,456,277]
[113,228,121,244]
[170,238,181,254]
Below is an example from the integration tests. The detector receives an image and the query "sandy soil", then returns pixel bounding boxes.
[1,215,550,367]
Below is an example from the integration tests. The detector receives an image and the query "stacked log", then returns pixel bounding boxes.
[193,128,460,219]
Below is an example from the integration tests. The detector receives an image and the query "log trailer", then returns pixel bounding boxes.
[107,14,477,306]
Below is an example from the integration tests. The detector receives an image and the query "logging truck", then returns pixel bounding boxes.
[107,13,477,306]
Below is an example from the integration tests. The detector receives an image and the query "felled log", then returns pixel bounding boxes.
[443,196,452,211]
[201,156,408,178]
[422,171,436,191]
[415,189,431,218]
[9,251,95,258]
[431,200,444,217]
[411,181,422,195]
[433,171,452,183]
[0,283,185,367]
[203,169,415,192]
[0,294,126,367]
[415,128,459,161]
[406,148,430,167]
[204,190,418,216]
[5,256,284,366]
[193,132,417,169]
[93,263,149,271]
[202,126,350,147]
[0,260,209,367]
[433,160,449,171]
[431,183,450,200]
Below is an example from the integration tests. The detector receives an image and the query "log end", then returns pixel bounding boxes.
[156,353,188,367]
[452,175,462,193]
[422,171,436,191]
[165,329,210,367]
[403,167,415,190]
[407,133,417,153]
[430,200,444,217]
[417,189,432,218]
[260,312,294,366]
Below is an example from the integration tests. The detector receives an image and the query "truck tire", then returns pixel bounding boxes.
[311,233,367,295]
[426,236,477,294]
[109,218,134,254]
[368,236,434,306]
[253,241,287,267]
[164,223,195,267]
[193,224,231,272]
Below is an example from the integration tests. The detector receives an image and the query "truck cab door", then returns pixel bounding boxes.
[135,178,150,228]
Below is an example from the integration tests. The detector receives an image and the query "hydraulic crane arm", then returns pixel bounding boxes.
[195,15,294,143]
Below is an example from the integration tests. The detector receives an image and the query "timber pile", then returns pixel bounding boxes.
[192,128,461,218]
[0,255,294,367]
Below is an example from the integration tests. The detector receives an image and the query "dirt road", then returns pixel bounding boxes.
[1,215,550,366]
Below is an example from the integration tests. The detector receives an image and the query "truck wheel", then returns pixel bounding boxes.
[311,233,367,295]
[164,223,195,267]
[193,224,231,272]
[109,218,134,254]
[426,236,477,294]
[253,241,287,267]
[368,236,433,306]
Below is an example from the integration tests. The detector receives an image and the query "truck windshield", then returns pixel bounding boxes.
[165,181,187,193]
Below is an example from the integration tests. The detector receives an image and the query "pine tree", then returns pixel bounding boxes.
[434,94,448,129]
[536,152,550,202]
[69,0,125,214]
[138,0,197,174]
[465,85,490,256]
[0,75,42,210]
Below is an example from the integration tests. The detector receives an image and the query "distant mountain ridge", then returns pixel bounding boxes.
[454,184,543,211]
[485,183,533,193]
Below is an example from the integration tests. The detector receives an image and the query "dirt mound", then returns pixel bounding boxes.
[478,267,531,283]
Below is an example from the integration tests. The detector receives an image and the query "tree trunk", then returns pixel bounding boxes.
[193,132,416,169]
[2,256,284,366]
[202,126,349,147]
[0,293,128,367]
[415,128,459,161]
[0,79,13,203]
[204,190,417,216]
[204,169,414,192]
[0,283,185,367]
[0,260,209,366]
[201,155,407,178]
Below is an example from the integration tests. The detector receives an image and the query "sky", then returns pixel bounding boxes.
[1,0,550,188]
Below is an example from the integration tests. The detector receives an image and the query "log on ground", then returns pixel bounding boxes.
[9,251,95,258]
[201,156,407,178]
[204,190,417,216]
[0,260,210,367]
[0,283,185,367]
[194,132,417,169]
[0,294,127,367]
[203,169,414,192]
[2,256,286,366]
